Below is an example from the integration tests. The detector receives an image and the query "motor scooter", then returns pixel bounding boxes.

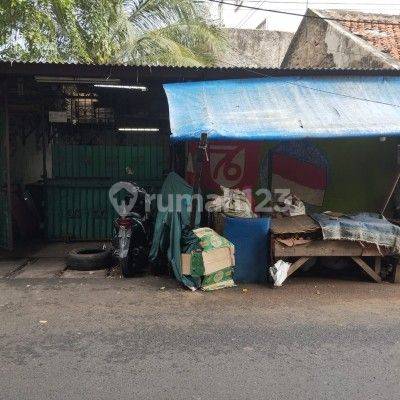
[112,183,149,277]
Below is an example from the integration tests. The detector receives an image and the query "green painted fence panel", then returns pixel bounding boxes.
[52,136,169,181]
[46,182,116,241]
[45,179,162,241]
[48,134,169,241]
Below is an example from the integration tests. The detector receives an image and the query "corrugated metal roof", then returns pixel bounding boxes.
[2,60,400,73]
[164,76,400,141]
[2,61,400,85]
[2,60,215,68]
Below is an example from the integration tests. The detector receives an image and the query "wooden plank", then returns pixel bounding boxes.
[287,257,312,278]
[273,239,386,258]
[351,257,382,283]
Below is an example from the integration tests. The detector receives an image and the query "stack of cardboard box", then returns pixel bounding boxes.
[181,227,235,291]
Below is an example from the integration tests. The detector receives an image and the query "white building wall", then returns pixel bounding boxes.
[209,1,272,30]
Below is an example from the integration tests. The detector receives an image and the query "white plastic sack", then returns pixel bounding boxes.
[283,195,305,217]
[207,186,255,218]
[269,260,292,287]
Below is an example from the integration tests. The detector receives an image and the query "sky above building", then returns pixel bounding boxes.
[206,0,400,32]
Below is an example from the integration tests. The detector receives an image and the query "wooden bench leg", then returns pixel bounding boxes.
[351,257,382,283]
[287,257,314,278]
[393,261,400,283]
[374,257,382,276]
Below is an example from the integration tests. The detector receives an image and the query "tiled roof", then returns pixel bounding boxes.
[321,10,400,62]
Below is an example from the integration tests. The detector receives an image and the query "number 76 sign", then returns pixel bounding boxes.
[186,141,261,191]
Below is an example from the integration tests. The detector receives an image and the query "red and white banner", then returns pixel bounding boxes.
[271,152,327,206]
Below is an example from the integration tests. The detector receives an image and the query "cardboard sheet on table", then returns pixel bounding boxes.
[271,215,320,235]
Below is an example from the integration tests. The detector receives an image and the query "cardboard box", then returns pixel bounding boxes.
[201,266,235,291]
[193,227,233,252]
[181,246,235,277]
[181,228,235,277]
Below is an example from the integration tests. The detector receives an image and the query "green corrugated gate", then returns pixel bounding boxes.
[46,133,169,241]
[46,180,115,240]
[0,109,11,249]
[52,143,167,181]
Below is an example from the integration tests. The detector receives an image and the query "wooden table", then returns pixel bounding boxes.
[272,237,394,283]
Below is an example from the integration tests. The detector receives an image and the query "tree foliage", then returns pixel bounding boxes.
[0,0,225,66]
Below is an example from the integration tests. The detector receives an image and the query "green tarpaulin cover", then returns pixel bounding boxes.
[149,172,201,289]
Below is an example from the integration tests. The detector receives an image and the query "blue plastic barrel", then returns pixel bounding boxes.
[224,216,271,284]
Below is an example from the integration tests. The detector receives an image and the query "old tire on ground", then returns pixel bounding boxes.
[66,248,111,271]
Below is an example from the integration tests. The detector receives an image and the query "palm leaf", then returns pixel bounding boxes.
[0,0,226,66]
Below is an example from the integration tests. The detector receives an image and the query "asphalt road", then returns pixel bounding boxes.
[1,275,400,400]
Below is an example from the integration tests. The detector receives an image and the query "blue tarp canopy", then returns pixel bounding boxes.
[163,76,400,141]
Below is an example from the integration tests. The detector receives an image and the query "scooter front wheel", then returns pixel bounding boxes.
[120,256,131,278]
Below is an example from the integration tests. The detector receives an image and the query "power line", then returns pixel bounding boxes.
[218,0,390,64]
[215,42,400,108]
[208,0,400,106]
[224,32,367,70]
[218,0,391,68]
[214,0,400,4]
[237,1,265,28]
[207,0,400,26]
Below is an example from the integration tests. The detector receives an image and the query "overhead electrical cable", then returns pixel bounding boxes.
[207,0,400,26]
[212,45,400,108]
[210,0,400,5]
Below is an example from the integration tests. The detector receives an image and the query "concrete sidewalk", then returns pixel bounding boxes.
[0,257,109,279]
